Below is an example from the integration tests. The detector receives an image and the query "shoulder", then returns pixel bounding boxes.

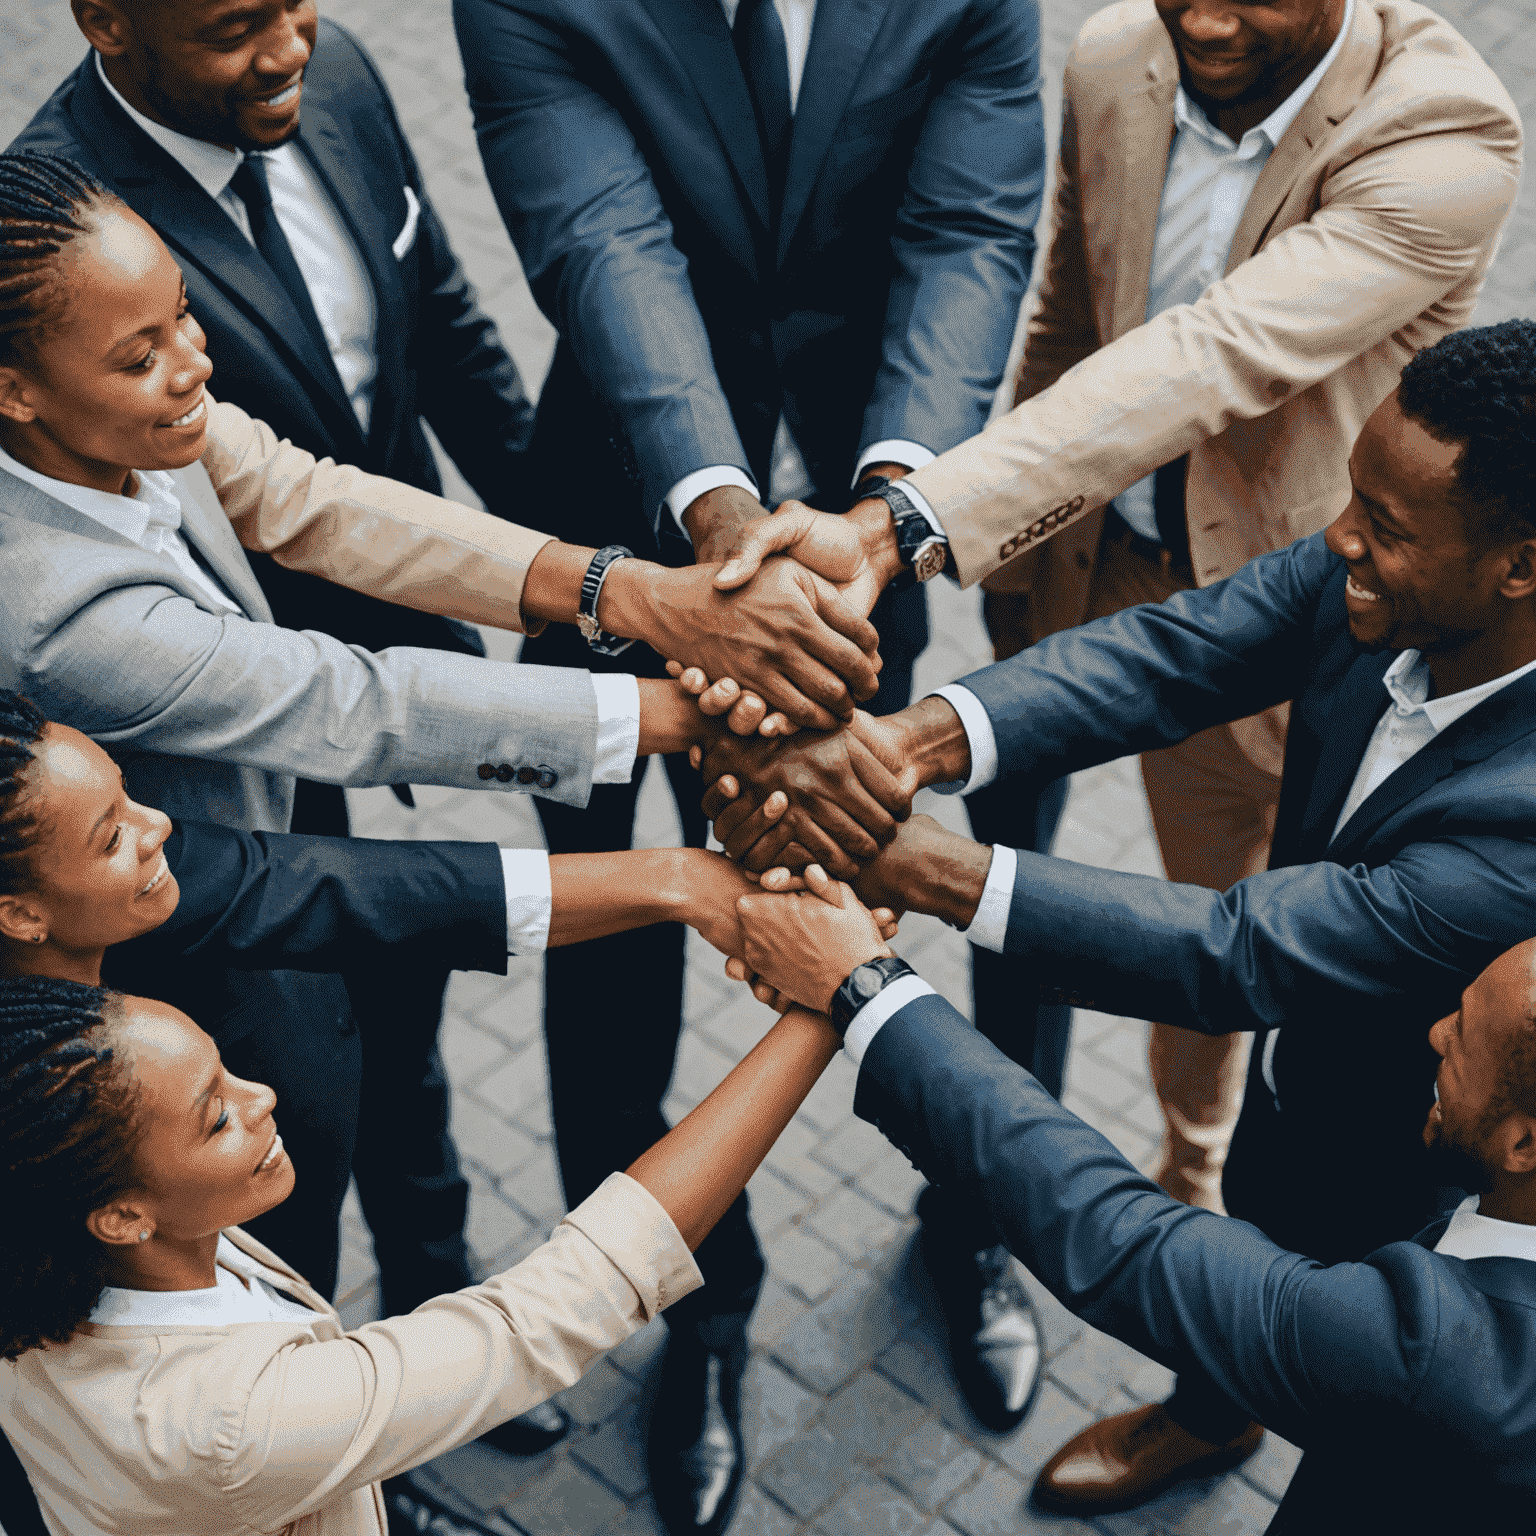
[1066,1,1168,80]
[6,54,98,158]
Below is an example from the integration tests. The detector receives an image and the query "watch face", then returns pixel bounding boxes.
[851,963,886,1006]
[913,542,947,583]
[577,613,601,642]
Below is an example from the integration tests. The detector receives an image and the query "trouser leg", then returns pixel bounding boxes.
[1163,1368,1257,1445]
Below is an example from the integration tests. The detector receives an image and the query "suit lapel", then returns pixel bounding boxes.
[1329,670,1536,858]
[1295,650,1392,857]
[171,460,274,624]
[1223,0,1382,271]
[776,0,890,268]
[1109,46,1177,340]
[292,95,410,455]
[637,0,771,255]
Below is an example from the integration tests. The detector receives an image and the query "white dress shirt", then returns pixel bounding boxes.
[97,54,380,433]
[1434,1194,1536,1263]
[667,0,933,535]
[1115,0,1353,541]
[90,1235,321,1328]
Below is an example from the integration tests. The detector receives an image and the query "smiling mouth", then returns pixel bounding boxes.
[256,78,302,108]
[1346,574,1382,603]
[139,855,170,896]
[162,398,206,430]
[256,1132,285,1173]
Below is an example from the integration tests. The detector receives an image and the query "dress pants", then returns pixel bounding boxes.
[288,779,472,1313]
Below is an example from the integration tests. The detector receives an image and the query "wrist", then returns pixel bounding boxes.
[889,695,972,791]
[846,497,904,588]
[922,839,995,931]
[596,556,659,645]
[636,679,720,757]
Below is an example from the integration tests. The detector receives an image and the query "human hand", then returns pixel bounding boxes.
[681,484,771,565]
[698,711,918,877]
[602,555,880,731]
[732,864,893,1013]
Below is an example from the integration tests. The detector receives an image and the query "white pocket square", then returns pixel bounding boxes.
[392,185,421,260]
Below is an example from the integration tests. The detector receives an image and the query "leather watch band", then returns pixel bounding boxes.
[576,544,636,656]
[830,955,915,1038]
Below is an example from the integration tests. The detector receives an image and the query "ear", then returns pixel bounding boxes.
[0,892,49,947]
[0,369,39,428]
[86,1196,150,1248]
[72,1,132,58]
[1497,538,1536,602]
[1493,1112,1536,1177]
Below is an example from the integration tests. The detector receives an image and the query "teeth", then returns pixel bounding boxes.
[1346,575,1381,602]
[264,82,300,106]
[140,856,169,895]
[258,1134,284,1172]
[167,399,205,429]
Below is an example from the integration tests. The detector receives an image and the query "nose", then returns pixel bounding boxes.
[1428,1012,1453,1058]
[1177,2,1241,43]
[168,326,214,395]
[135,802,173,860]
[1324,502,1367,562]
[257,9,313,79]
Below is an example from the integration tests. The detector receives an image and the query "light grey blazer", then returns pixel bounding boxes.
[0,401,599,832]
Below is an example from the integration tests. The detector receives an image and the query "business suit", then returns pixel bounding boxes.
[903,0,1522,1200]
[11,19,540,1317]
[853,994,1536,1532]
[0,1174,699,1536]
[950,530,1536,1261]
[0,397,598,1300]
[455,0,1045,1333]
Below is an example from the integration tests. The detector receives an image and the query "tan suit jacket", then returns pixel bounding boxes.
[0,1174,699,1536]
[905,0,1523,631]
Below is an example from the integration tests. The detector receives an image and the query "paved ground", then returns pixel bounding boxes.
[1,3,1530,1534]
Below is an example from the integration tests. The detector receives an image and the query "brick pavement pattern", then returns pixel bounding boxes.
[0,2,1529,1534]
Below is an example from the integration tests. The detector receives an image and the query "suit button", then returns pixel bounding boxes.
[477,763,496,780]
[495,764,516,783]
[517,765,538,785]
[536,766,558,790]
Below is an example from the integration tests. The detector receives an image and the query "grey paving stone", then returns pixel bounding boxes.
[499,1457,628,1536]
[812,1472,946,1536]
[856,1150,929,1217]
[771,1265,917,1396]
[733,1483,803,1536]
[743,1354,826,1468]
[569,1402,650,1500]
[1048,1327,1159,1415]
[557,1359,640,1429]
[805,1186,909,1263]
[771,1224,854,1305]
[748,1270,816,1352]
[817,1370,928,1463]
[988,1381,1098,1485]
[883,1421,987,1512]
[758,1422,854,1520]
[940,1462,1032,1536]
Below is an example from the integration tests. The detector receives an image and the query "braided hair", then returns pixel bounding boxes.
[0,152,118,368]
[1398,318,1536,548]
[0,974,143,1361]
[0,688,48,900]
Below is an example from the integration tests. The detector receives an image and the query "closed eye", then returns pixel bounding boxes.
[211,1102,229,1133]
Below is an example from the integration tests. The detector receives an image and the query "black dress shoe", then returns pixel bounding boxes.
[647,1324,747,1536]
[385,1478,508,1536]
[919,1193,1043,1433]
[476,1400,572,1458]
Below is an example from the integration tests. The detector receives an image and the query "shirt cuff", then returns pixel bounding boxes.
[499,848,552,954]
[592,673,641,784]
[664,466,759,539]
[843,974,938,1067]
[962,844,1015,953]
[926,684,998,796]
[854,441,936,484]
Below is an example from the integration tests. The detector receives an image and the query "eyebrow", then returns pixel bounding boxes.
[191,1068,221,1116]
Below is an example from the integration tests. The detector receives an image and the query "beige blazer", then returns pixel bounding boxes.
[0,1174,700,1536]
[905,0,1523,632]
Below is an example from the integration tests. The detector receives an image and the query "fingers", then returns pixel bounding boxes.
[759,867,807,892]
[714,506,822,589]
[697,676,742,716]
[759,712,796,737]
[727,691,768,735]
[716,793,789,854]
[701,774,747,823]
[846,739,915,825]
[804,572,882,659]
[688,744,702,770]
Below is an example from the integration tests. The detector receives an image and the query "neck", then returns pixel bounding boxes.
[1,939,106,986]
[1424,618,1536,699]
[0,421,133,496]
[104,1229,222,1292]
[100,54,236,152]
[1475,1175,1536,1228]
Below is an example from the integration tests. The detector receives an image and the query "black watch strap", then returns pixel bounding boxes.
[576,544,636,656]
[830,955,916,1039]
[857,479,950,590]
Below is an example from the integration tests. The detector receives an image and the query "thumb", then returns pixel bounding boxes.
[715,507,817,589]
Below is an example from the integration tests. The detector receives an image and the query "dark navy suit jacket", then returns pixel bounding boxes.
[11,22,534,658]
[453,0,1045,547]
[951,532,1536,1258]
[103,821,508,1037]
[854,995,1536,1532]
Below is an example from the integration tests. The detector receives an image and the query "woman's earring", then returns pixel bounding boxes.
[137,1230,150,1243]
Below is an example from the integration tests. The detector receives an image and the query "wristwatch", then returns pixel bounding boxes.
[856,476,950,590]
[830,955,916,1039]
[576,544,635,656]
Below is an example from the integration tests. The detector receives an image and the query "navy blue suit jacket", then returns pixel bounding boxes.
[953,532,1536,1257]
[11,23,534,657]
[103,821,508,1043]
[854,995,1536,1532]
[454,0,1044,546]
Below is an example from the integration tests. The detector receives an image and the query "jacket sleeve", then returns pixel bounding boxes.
[213,1175,702,1530]
[906,108,1522,585]
[201,398,555,637]
[454,0,749,531]
[103,822,510,982]
[853,996,1446,1450]
[858,0,1045,457]
[1001,829,1536,1034]
[956,533,1335,785]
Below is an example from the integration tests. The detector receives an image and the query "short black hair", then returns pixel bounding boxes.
[1397,319,1536,547]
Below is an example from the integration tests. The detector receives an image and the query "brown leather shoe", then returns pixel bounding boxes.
[1033,1403,1263,1514]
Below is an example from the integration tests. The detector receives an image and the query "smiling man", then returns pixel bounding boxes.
[703,318,1536,1507]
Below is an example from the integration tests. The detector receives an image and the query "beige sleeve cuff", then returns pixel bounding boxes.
[562,1172,704,1319]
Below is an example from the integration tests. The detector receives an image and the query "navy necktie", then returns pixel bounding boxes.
[734,0,793,224]
[228,152,335,365]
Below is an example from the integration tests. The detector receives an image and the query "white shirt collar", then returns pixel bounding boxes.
[1433,1194,1536,1264]
[95,50,245,201]
[0,439,185,545]
[1174,0,1354,153]
[1380,647,1536,735]
[89,1235,319,1327]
